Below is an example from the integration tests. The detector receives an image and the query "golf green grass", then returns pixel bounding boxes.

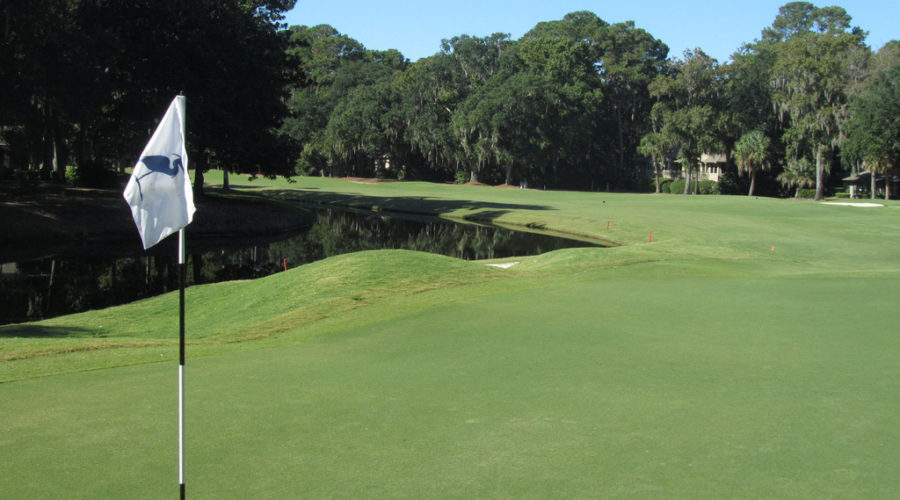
[2,176,899,498]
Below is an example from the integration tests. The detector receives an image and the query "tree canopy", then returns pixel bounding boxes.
[1,0,297,193]
[3,3,897,199]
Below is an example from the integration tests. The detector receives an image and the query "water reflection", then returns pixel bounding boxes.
[1,208,600,325]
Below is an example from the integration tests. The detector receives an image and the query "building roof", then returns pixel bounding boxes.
[700,153,726,163]
[674,152,727,164]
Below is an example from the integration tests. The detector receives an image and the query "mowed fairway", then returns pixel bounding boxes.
[2,177,899,498]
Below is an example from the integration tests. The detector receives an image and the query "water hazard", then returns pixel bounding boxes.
[1,207,602,325]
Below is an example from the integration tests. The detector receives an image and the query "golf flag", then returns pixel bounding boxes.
[124,95,195,249]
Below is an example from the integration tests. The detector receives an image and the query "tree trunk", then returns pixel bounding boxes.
[192,253,203,284]
[46,259,56,315]
[683,169,691,194]
[886,176,891,201]
[654,163,661,193]
[193,165,205,199]
[51,133,61,182]
[616,106,625,182]
[814,144,826,201]
[355,149,364,177]
[871,169,876,200]
[748,169,757,197]
[223,168,230,189]
[469,170,478,184]
[41,118,53,179]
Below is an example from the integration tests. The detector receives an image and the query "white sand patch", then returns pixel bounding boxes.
[821,202,884,207]
[486,261,520,269]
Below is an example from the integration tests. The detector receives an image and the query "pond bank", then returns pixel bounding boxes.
[0,183,310,262]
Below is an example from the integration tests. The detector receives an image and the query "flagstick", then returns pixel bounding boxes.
[178,228,186,500]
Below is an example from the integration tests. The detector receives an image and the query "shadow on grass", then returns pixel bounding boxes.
[0,324,94,338]
[258,189,555,224]
[463,210,517,223]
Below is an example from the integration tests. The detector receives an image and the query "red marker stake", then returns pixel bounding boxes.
[649,231,653,243]
[283,258,288,271]
[607,220,610,230]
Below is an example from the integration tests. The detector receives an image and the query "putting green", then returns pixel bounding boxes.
[3,265,898,497]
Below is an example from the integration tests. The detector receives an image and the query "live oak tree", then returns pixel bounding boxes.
[444,34,513,184]
[282,25,365,177]
[396,53,462,180]
[522,12,668,190]
[768,2,867,200]
[1,0,298,192]
[597,21,669,190]
[516,22,603,188]
[323,53,407,177]
[283,25,412,179]
[648,49,723,194]
[717,40,781,195]
[0,0,114,181]
[844,43,900,200]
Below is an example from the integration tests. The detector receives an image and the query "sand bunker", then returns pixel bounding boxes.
[821,202,884,207]
[485,261,520,269]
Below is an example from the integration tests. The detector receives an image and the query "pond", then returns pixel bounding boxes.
[0,207,603,325]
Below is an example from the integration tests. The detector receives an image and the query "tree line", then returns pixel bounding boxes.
[3,2,899,200]
[1,0,297,192]
[282,13,667,192]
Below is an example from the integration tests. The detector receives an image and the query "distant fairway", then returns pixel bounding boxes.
[2,177,899,497]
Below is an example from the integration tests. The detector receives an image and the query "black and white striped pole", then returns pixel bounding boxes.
[179,227,186,500]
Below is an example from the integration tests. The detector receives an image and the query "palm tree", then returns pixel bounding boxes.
[777,158,815,198]
[866,160,896,200]
[734,130,771,196]
[638,132,673,193]
[675,141,703,194]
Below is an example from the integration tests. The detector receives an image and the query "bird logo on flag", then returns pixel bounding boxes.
[133,154,184,200]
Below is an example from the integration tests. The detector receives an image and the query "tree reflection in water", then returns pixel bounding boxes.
[1,208,599,325]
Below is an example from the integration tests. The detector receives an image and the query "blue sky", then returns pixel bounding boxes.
[283,1,898,63]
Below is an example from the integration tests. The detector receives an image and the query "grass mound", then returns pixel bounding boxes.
[0,250,502,380]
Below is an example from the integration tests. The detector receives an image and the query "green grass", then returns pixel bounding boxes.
[2,175,900,497]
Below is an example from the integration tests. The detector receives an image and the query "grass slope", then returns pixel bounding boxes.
[2,176,899,497]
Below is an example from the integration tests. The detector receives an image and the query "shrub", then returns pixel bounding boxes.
[454,170,469,184]
[668,179,686,194]
[65,165,78,185]
[699,180,720,195]
[12,168,40,183]
[797,188,817,199]
[628,175,655,193]
[657,178,673,193]
[66,162,121,188]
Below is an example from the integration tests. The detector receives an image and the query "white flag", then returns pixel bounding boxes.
[124,95,196,249]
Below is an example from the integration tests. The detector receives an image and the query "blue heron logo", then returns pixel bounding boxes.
[134,154,184,200]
